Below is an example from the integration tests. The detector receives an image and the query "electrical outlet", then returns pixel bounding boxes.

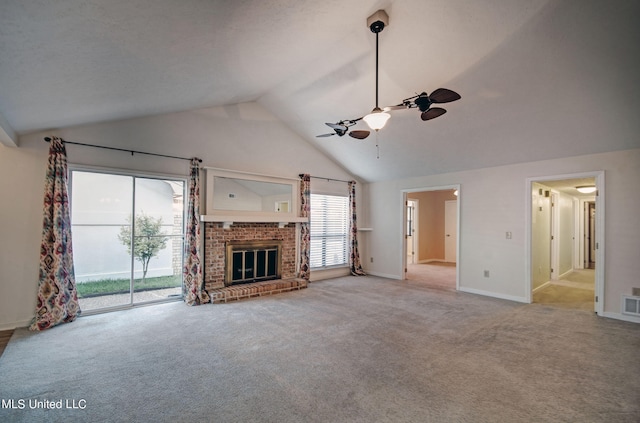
[506,231,512,239]
[484,270,490,278]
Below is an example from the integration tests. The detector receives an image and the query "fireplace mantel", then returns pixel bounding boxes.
[200,214,308,229]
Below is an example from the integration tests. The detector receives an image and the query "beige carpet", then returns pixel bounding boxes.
[406,262,456,291]
[407,263,595,312]
[533,269,595,311]
[1,274,638,423]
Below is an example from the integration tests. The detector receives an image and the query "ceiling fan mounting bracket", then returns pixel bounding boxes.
[367,10,389,33]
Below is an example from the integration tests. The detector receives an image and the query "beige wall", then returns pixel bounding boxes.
[408,190,457,262]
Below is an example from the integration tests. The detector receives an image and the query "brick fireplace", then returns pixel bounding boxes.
[203,222,297,292]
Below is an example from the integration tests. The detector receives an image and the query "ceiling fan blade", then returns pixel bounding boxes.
[384,104,407,111]
[325,122,346,130]
[316,133,335,138]
[349,130,370,140]
[421,107,447,121]
[429,88,461,104]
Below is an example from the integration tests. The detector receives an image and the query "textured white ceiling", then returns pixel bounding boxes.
[1,0,639,181]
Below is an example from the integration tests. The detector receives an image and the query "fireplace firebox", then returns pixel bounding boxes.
[225,240,282,286]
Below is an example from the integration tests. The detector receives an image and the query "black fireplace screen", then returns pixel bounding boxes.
[226,241,282,285]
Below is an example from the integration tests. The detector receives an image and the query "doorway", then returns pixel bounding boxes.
[403,187,459,291]
[585,201,596,269]
[527,173,603,313]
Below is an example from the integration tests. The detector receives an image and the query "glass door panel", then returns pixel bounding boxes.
[132,178,184,303]
[71,171,185,313]
[72,172,134,310]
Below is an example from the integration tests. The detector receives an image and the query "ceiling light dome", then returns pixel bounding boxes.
[576,185,596,194]
[363,107,390,131]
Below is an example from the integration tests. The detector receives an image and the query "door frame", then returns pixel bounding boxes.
[525,171,604,315]
[401,184,460,291]
[406,199,418,265]
[550,191,558,281]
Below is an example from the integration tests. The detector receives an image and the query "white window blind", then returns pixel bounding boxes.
[310,194,349,269]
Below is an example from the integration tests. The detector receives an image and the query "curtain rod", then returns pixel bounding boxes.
[44,137,202,163]
[303,174,354,184]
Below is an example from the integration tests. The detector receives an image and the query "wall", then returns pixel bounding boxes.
[365,149,640,322]
[0,101,358,330]
[557,192,574,276]
[408,190,457,262]
[531,183,551,289]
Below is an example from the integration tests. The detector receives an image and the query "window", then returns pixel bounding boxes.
[310,194,349,268]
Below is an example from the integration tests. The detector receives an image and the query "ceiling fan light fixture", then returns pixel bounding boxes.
[576,185,597,194]
[363,107,390,131]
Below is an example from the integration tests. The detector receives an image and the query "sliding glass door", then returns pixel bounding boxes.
[70,170,185,312]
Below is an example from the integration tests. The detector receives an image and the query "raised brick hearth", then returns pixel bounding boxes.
[208,278,308,303]
[203,222,297,293]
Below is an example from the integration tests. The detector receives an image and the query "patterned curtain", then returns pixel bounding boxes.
[298,174,311,280]
[183,158,210,305]
[30,137,80,331]
[349,181,366,276]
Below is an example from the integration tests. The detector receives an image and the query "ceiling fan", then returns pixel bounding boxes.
[386,88,462,121]
[316,118,370,139]
[316,10,461,137]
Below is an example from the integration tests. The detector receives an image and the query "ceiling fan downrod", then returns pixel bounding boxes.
[363,10,390,131]
[371,19,384,110]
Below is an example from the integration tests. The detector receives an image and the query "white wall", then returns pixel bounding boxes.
[557,191,575,277]
[365,149,640,321]
[0,101,358,329]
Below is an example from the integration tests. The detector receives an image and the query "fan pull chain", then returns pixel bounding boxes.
[376,131,380,159]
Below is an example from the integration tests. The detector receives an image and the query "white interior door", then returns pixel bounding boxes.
[445,200,457,263]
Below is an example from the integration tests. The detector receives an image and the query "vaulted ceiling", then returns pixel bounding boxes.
[1,0,639,182]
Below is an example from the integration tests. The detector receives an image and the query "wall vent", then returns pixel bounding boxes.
[622,295,640,316]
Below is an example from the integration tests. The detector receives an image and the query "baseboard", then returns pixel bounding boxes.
[532,280,552,293]
[417,259,457,264]
[0,318,31,331]
[601,311,640,324]
[558,269,574,280]
[458,287,528,304]
[365,270,402,280]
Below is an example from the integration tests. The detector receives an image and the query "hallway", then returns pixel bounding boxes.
[533,269,595,311]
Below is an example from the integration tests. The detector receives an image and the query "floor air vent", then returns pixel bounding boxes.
[622,295,640,316]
